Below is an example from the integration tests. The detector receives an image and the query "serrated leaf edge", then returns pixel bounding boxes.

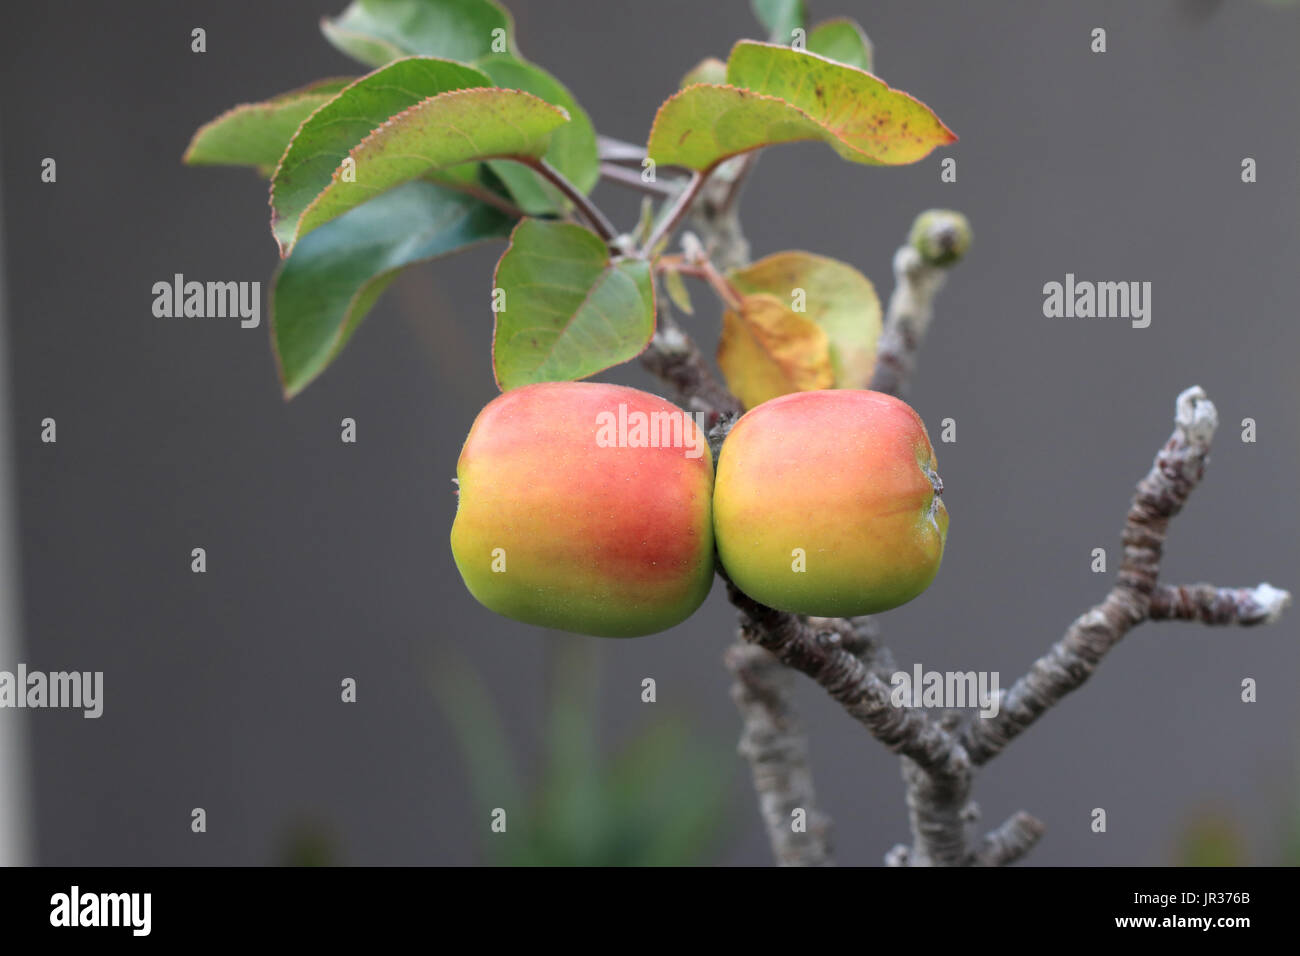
[181,76,355,167]
[276,85,567,257]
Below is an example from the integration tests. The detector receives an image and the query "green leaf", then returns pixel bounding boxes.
[270,57,567,255]
[729,251,881,388]
[492,219,655,390]
[183,78,353,175]
[807,18,873,72]
[751,0,805,43]
[320,5,597,218]
[425,159,503,192]
[322,0,516,68]
[663,267,693,315]
[272,179,514,397]
[270,58,490,251]
[295,88,562,251]
[475,55,598,215]
[647,42,954,172]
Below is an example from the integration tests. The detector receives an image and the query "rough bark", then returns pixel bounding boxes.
[621,160,1292,866]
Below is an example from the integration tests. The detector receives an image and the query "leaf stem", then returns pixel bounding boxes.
[641,169,708,257]
[715,153,757,217]
[596,134,648,166]
[518,157,618,243]
[598,162,680,198]
[658,254,743,310]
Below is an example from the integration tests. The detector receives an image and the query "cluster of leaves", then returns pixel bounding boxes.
[185,0,954,404]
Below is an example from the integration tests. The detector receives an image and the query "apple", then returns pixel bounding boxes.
[450,381,715,637]
[713,389,947,616]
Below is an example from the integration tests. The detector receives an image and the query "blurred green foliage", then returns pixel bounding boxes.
[1174,809,1248,867]
[278,818,339,867]
[1173,760,1300,866]
[434,636,736,866]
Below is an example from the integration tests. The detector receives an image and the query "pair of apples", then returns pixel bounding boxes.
[450,382,948,637]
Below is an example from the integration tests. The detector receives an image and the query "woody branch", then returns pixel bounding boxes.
[633,160,1290,867]
[961,386,1291,766]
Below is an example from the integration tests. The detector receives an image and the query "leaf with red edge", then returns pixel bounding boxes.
[183,78,353,176]
[269,56,567,256]
[648,40,954,172]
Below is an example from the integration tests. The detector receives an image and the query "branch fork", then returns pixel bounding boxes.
[633,168,1290,866]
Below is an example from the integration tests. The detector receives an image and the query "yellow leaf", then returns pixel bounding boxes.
[729,251,881,389]
[717,294,833,409]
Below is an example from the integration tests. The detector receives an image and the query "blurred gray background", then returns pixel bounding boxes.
[0,0,1297,865]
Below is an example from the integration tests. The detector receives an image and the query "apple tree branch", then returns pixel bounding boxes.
[633,168,1291,867]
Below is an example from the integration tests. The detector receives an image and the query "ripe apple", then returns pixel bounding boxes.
[713,389,947,616]
[450,381,715,637]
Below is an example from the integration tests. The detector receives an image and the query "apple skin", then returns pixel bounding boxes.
[713,389,947,616]
[450,382,715,637]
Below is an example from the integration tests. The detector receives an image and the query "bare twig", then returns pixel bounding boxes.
[870,210,970,397]
[1149,582,1291,626]
[638,306,741,424]
[884,844,911,866]
[598,162,680,198]
[962,386,1290,765]
[726,581,971,784]
[974,811,1047,866]
[685,155,756,271]
[807,614,891,669]
[868,245,946,397]
[596,134,647,166]
[897,756,978,866]
[725,643,833,866]
[889,386,1295,865]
